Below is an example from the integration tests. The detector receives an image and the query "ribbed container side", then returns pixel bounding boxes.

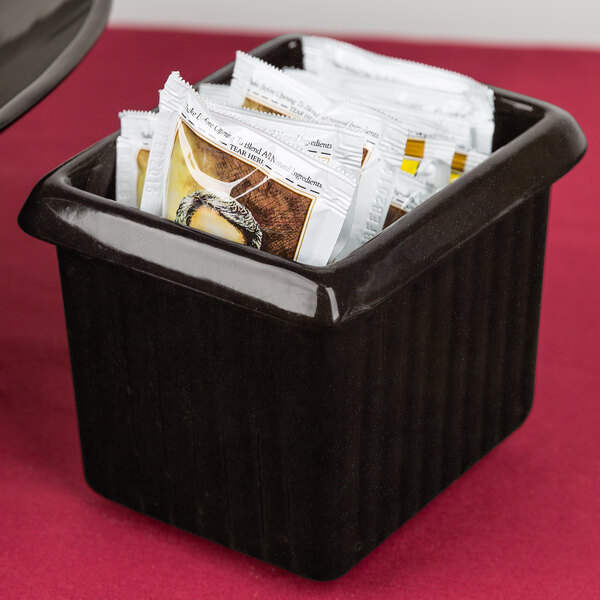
[56,190,550,580]
[346,190,550,559]
[58,249,362,578]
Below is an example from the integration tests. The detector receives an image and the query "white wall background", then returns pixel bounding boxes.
[109,0,600,47]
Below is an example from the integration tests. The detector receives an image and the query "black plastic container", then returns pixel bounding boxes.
[18,35,586,580]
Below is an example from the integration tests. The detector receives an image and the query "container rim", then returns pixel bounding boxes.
[18,34,587,329]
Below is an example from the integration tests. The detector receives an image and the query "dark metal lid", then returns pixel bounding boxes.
[0,0,111,131]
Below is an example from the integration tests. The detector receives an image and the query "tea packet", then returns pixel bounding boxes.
[332,133,440,261]
[284,66,492,154]
[140,72,356,266]
[286,65,491,122]
[206,65,482,186]
[120,43,493,265]
[383,174,439,230]
[301,36,494,141]
[230,53,455,183]
[230,51,332,120]
[206,102,363,178]
[201,74,396,260]
[197,82,233,104]
[284,66,490,184]
[320,100,396,168]
[228,53,455,260]
[116,111,157,208]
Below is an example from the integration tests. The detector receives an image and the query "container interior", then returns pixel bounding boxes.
[55,34,547,278]
[65,36,544,207]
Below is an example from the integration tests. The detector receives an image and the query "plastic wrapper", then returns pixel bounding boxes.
[230,54,458,183]
[285,66,492,154]
[140,72,356,266]
[228,53,459,260]
[230,51,331,119]
[206,102,363,178]
[197,82,233,104]
[117,39,495,264]
[115,111,157,208]
[301,36,494,123]
[333,134,439,261]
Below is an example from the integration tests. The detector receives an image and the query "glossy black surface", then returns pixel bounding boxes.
[18,35,587,580]
[0,0,111,131]
[18,35,586,328]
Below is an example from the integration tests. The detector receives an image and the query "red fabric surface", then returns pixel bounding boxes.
[1,28,599,598]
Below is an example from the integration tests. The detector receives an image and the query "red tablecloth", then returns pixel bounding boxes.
[1,28,598,599]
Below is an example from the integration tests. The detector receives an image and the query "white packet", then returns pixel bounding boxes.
[283,67,487,178]
[221,59,374,171]
[140,72,357,266]
[333,141,438,261]
[382,173,439,231]
[206,102,363,179]
[230,51,400,159]
[301,36,494,112]
[285,67,491,153]
[327,112,409,261]
[230,51,332,119]
[197,82,234,104]
[115,111,157,208]
[286,65,491,123]
[228,53,456,260]
[298,37,494,151]
[320,101,390,167]
[319,100,453,189]
[230,53,453,180]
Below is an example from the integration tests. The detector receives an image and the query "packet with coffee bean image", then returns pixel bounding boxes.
[116,111,157,208]
[206,87,417,262]
[140,72,356,266]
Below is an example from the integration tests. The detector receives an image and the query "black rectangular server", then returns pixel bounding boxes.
[18,35,586,580]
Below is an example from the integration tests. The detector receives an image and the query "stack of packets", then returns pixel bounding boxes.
[116,37,494,266]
